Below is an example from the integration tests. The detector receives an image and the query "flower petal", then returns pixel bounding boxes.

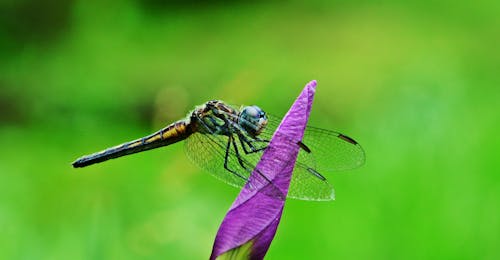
[211,80,317,260]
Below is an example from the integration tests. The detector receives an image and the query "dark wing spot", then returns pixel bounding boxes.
[307,168,327,181]
[338,134,358,145]
[297,141,311,153]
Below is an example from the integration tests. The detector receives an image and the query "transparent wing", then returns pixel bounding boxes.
[184,132,284,199]
[264,114,366,173]
[192,109,362,201]
[185,132,250,188]
[287,152,335,201]
[302,126,365,172]
[216,108,348,201]
[248,129,335,201]
[261,114,364,200]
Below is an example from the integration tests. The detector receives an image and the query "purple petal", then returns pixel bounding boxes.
[210,80,317,259]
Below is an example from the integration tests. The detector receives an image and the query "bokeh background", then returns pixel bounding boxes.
[1,0,498,259]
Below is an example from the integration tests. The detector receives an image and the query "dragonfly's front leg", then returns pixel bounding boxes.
[230,135,251,172]
[221,121,268,154]
[230,134,276,189]
[223,134,248,182]
[236,132,269,155]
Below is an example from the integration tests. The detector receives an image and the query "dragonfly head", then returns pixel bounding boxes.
[238,105,268,137]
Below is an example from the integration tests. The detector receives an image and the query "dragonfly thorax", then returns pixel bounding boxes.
[191,101,237,136]
[192,101,268,138]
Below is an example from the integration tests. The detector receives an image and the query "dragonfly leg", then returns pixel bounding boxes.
[231,134,278,191]
[194,112,250,182]
[231,135,250,171]
[253,136,270,143]
[223,134,248,182]
[236,132,268,155]
[220,118,275,189]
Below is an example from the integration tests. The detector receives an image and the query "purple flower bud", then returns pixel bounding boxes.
[211,80,317,259]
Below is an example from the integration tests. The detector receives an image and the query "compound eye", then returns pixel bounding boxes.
[246,106,259,117]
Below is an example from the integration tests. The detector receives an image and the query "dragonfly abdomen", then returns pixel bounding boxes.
[72,120,192,168]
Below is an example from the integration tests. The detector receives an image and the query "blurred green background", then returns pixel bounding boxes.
[1,0,498,259]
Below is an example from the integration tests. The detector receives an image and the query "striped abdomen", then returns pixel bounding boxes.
[72,120,193,168]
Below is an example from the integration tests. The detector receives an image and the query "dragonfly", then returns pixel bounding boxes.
[72,100,365,201]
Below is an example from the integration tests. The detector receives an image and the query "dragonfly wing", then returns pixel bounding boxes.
[258,125,336,200]
[287,151,335,201]
[301,126,365,172]
[187,111,357,201]
[261,114,364,200]
[265,115,365,172]
[184,132,283,197]
[185,132,247,188]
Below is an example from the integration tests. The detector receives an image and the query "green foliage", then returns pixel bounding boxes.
[0,0,498,259]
